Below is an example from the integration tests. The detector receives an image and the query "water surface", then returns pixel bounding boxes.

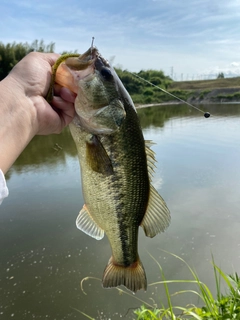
[1,104,240,319]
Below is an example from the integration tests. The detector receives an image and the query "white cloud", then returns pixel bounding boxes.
[202,61,240,78]
[231,62,239,67]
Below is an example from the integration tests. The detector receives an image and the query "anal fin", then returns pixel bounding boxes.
[141,185,171,238]
[76,204,104,240]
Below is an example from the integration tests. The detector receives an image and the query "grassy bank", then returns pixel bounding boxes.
[169,77,240,90]
[75,253,240,319]
[167,77,240,104]
[117,71,240,104]
[134,253,240,320]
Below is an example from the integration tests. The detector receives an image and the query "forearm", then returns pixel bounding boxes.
[0,75,36,174]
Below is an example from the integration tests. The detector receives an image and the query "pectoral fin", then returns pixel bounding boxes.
[86,135,113,175]
[76,204,104,240]
[141,185,170,238]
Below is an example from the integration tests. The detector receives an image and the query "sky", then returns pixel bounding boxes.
[1,0,240,80]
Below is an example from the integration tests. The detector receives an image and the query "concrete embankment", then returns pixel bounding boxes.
[136,87,240,108]
[187,87,240,104]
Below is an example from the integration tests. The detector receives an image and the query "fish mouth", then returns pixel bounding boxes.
[77,46,98,68]
[79,46,111,77]
[55,47,113,94]
[58,47,112,86]
[63,47,111,84]
[64,47,110,71]
[63,47,97,74]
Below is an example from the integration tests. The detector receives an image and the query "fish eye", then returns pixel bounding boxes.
[100,67,113,81]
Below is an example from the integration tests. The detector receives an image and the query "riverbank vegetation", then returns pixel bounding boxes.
[1,40,240,104]
[0,40,55,80]
[77,253,240,319]
[169,77,240,90]
[133,253,240,320]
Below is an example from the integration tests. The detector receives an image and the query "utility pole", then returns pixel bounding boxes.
[171,66,174,79]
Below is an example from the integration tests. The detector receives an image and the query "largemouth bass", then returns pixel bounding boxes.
[54,47,170,293]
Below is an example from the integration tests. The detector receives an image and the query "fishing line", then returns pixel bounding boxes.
[131,73,211,118]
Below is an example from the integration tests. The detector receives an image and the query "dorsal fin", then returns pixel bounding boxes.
[145,140,157,180]
[141,185,170,238]
[141,140,171,238]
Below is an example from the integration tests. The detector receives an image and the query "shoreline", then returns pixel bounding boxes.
[136,100,240,109]
[136,87,240,108]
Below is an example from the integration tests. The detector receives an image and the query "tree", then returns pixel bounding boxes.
[217,72,224,79]
[0,40,55,80]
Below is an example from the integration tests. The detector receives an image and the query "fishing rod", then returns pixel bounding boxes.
[131,73,211,118]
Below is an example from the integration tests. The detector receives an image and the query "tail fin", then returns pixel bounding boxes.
[102,256,147,293]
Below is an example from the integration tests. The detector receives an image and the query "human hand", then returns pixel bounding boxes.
[0,52,77,173]
[8,52,76,135]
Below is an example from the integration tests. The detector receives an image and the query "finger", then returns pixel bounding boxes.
[41,52,61,67]
[53,84,76,103]
[36,98,64,135]
[60,87,77,103]
[51,96,75,126]
[53,83,63,96]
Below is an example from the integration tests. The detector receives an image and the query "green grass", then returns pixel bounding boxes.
[169,77,240,90]
[74,252,240,319]
[214,92,240,101]
[134,252,240,320]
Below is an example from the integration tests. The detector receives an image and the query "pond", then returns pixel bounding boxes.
[0,103,240,319]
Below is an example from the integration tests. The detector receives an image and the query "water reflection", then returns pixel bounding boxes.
[137,103,240,128]
[8,103,240,174]
[6,129,77,178]
[1,104,240,319]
